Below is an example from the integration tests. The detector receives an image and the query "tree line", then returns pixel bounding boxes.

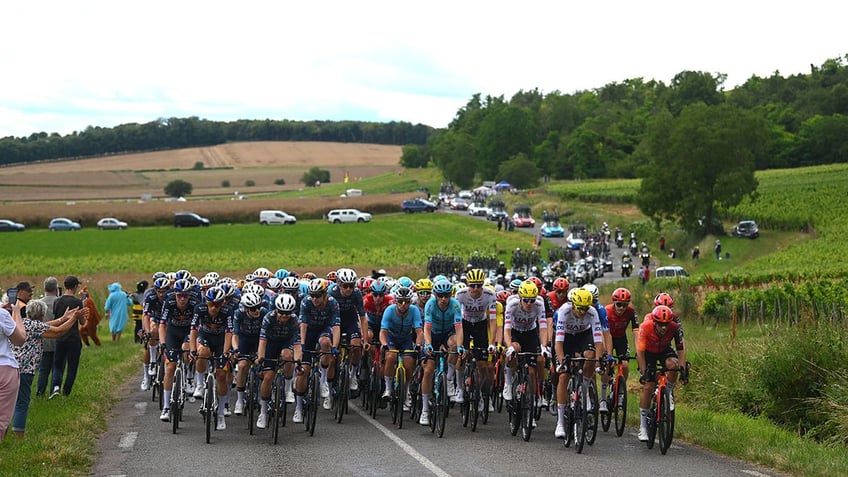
[0,118,433,166]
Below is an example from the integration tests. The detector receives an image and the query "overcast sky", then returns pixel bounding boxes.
[1,1,844,138]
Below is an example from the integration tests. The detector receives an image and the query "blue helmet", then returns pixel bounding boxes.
[397,276,414,288]
[432,280,453,295]
[274,268,289,280]
[370,277,389,294]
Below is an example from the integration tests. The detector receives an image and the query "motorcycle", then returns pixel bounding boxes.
[615,232,624,249]
[629,239,638,256]
[621,260,633,277]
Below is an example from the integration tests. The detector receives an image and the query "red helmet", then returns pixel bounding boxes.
[326,271,337,282]
[654,292,674,307]
[527,276,543,290]
[612,288,632,303]
[651,305,674,323]
[552,277,570,291]
[496,290,511,304]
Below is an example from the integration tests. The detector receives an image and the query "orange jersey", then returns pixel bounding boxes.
[604,303,639,339]
[636,317,683,353]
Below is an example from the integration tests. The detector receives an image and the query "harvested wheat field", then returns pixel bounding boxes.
[0,141,402,202]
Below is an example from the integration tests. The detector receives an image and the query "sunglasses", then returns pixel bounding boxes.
[418,291,431,296]
[207,301,223,308]
[372,293,384,297]
[340,284,354,289]
[309,293,325,299]
[468,284,483,289]
[435,293,451,299]
[574,305,590,313]
[655,322,670,328]
[247,305,262,312]
[396,299,411,305]
[176,293,190,298]
[277,311,292,316]
[614,302,628,307]
[521,298,536,304]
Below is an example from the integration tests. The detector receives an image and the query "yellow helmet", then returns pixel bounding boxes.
[518,281,539,299]
[415,278,433,293]
[466,268,486,284]
[452,282,467,297]
[571,289,593,308]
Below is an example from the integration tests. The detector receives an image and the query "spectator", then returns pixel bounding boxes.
[12,300,81,438]
[497,215,503,231]
[1,297,26,440]
[714,240,722,260]
[79,286,101,346]
[692,246,700,261]
[50,275,88,399]
[36,277,60,397]
[104,282,132,342]
[659,236,666,251]
[14,282,35,318]
[131,281,147,344]
[668,248,677,259]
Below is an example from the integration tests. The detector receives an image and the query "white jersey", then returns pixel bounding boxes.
[454,287,498,324]
[504,295,546,332]
[554,302,603,343]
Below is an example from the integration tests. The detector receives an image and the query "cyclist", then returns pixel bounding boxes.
[635,305,686,442]
[231,292,268,416]
[379,286,423,412]
[297,279,341,413]
[413,278,433,316]
[553,288,603,438]
[255,294,302,429]
[582,284,612,410]
[328,268,367,394]
[453,269,498,404]
[654,292,687,369]
[280,276,305,315]
[502,281,548,426]
[601,287,640,410]
[140,276,169,392]
[189,286,235,431]
[363,278,395,345]
[419,279,464,426]
[158,278,199,422]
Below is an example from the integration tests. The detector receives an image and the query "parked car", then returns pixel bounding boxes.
[450,198,469,211]
[327,208,372,223]
[401,198,437,213]
[540,221,565,237]
[174,212,210,227]
[96,217,128,230]
[259,210,297,225]
[512,205,535,228]
[467,202,490,217]
[48,218,81,231]
[487,207,508,222]
[732,220,759,239]
[0,219,25,232]
[655,266,690,279]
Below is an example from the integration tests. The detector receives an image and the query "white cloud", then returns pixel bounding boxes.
[0,0,845,137]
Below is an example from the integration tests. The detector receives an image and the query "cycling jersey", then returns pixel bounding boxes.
[504,295,546,333]
[423,296,462,335]
[604,303,639,339]
[160,296,198,327]
[546,289,568,310]
[232,305,268,339]
[143,291,166,324]
[191,302,234,336]
[363,293,395,325]
[454,287,497,323]
[381,304,422,338]
[554,302,602,344]
[636,317,683,354]
[298,296,341,330]
[260,310,301,345]
[593,301,610,331]
[329,286,365,326]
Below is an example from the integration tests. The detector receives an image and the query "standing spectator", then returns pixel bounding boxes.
[79,286,101,346]
[14,282,34,318]
[36,277,60,396]
[643,266,651,284]
[12,300,81,438]
[497,215,503,232]
[51,275,88,399]
[692,246,700,261]
[659,236,666,251]
[131,281,147,344]
[714,240,722,260]
[1,298,26,440]
[104,282,132,342]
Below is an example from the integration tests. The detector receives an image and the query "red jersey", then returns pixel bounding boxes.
[604,303,639,339]
[546,290,568,310]
[363,292,395,325]
[636,317,683,354]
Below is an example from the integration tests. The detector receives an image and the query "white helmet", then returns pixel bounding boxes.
[275,294,296,313]
[240,292,263,309]
[582,283,600,302]
[337,268,357,285]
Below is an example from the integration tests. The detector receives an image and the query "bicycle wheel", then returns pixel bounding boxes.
[459,368,470,428]
[563,401,574,448]
[494,361,505,413]
[205,374,215,444]
[659,387,674,454]
[470,368,480,432]
[646,397,657,449]
[429,385,437,433]
[308,372,320,436]
[436,376,448,438]
[273,375,283,445]
[408,365,422,422]
[336,363,349,423]
[575,382,587,454]
[601,377,612,432]
[247,368,256,435]
[509,382,520,437]
[586,379,599,445]
[171,367,182,434]
[521,372,534,441]
[614,375,627,437]
[397,369,407,429]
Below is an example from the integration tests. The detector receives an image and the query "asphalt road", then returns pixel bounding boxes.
[93,382,784,477]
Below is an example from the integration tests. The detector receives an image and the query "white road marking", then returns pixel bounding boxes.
[741,471,772,477]
[133,402,147,415]
[118,432,138,449]
[352,405,452,477]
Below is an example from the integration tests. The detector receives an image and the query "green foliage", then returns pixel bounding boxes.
[221,179,230,187]
[192,161,204,170]
[163,179,193,198]
[496,153,539,189]
[274,178,286,185]
[400,143,428,168]
[245,179,255,187]
[301,167,330,187]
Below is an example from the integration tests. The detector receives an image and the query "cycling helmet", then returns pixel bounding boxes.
[275,294,297,313]
[527,276,543,290]
[253,267,272,281]
[326,270,338,282]
[571,289,593,308]
[280,276,300,291]
[236,279,246,290]
[654,292,675,307]
[152,271,167,281]
[204,286,226,303]
[415,278,433,293]
[622,251,630,257]
[509,279,523,293]
[243,283,264,297]
[308,278,328,296]
[204,272,220,282]
[173,278,192,293]
[166,272,177,283]
[302,272,317,281]
[397,276,414,289]
[518,281,539,299]
[357,276,373,293]
[383,277,396,291]
[552,277,570,292]
[370,277,388,294]
[651,305,674,323]
[274,268,289,280]
[433,275,448,284]
[582,284,600,302]
[240,292,263,309]
[244,273,255,282]
[153,277,171,290]
[198,276,216,289]
[266,277,282,291]
[466,269,486,285]
[452,282,467,296]
[337,268,357,285]
[394,286,414,300]
[220,282,238,299]
[432,280,453,295]
[612,288,632,303]
[496,290,511,304]
[175,269,192,281]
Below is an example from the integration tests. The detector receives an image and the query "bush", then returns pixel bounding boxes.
[274,178,286,185]
[164,179,192,198]
[221,180,230,187]
[245,180,255,187]
[193,161,204,170]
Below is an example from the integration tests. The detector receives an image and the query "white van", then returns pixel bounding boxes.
[655,266,689,279]
[344,189,363,197]
[259,210,297,225]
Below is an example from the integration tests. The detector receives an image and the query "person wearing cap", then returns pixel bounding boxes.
[50,276,89,399]
[14,282,35,318]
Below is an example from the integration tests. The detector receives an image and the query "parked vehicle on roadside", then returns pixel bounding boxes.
[0,219,25,232]
[96,217,128,230]
[401,198,437,213]
[327,209,372,223]
[48,218,81,231]
[732,220,759,239]
[174,212,210,227]
[259,210,297,225]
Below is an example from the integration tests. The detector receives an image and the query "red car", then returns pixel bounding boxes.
[512,205,535,227]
